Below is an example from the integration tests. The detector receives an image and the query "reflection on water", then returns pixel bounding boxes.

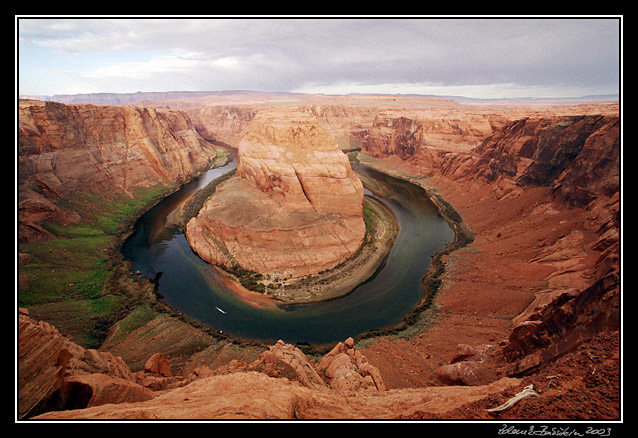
[122,160,454,346]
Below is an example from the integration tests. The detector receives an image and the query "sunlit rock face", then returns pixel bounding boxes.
[186,109,366,279]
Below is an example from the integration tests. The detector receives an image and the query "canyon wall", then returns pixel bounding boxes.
[468,115,620,375]
[364,111,497,158]
[18,99,218,243]
[361,111,619,226]
[187,105,257,147]
[186,102,379,151]
[361,109,620,380]
[466,115,619,192]
[185,108,366,279]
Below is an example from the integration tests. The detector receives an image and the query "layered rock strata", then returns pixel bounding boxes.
[359,111,620,384]
[363,110,495,159]
[186,109,366,279]
[18,308,155,419]
[18,99,218,243]
[187,105,257,147]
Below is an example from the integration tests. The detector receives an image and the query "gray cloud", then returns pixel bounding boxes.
[18,17,621,98]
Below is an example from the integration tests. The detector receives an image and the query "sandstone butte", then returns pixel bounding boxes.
[185,108,366,281]
[16,93,621,421]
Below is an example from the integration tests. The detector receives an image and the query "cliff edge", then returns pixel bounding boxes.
[18,99,218,243]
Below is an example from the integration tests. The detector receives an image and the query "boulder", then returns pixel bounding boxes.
[64,374,155,409]
[316,337,385,391]
[247,340,327,390]
[435,343,494,386]
[434,361,482,386]
[144,353,172,378]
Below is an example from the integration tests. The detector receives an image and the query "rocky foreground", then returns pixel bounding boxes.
[17,93,620,421]
[19,307,392,419]
[18,305,619,420]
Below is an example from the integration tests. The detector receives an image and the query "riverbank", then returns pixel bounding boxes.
[194,191,399,306]
[263,195,399,304]
[175,159,400,305]
[343,153,475,342]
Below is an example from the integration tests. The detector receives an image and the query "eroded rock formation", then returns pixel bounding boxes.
[18,99,218,243]
[186,108,366,279]
[18,308,156,419]
[187,105,257,147]
[364,111,495,158]
[19,308,398,420]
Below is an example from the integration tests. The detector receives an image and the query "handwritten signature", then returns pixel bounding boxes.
[498,425,613,437]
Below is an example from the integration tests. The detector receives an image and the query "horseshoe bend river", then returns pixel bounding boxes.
[121,157,454,346]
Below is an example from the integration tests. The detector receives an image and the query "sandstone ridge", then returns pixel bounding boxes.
[18,307,386,419]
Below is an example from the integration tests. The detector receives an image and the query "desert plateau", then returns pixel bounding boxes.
[17,89,621,423]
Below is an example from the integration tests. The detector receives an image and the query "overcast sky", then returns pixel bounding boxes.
[16,16,621,99]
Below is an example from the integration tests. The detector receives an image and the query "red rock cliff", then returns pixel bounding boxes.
[465,115,620,374]
[187,105,257,146]
[18,99,218,242]
[359,109,620,382]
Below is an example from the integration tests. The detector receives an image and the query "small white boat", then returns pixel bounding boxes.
[215,306,227,314]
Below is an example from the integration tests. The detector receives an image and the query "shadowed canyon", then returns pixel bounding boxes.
[17,91,620,421]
